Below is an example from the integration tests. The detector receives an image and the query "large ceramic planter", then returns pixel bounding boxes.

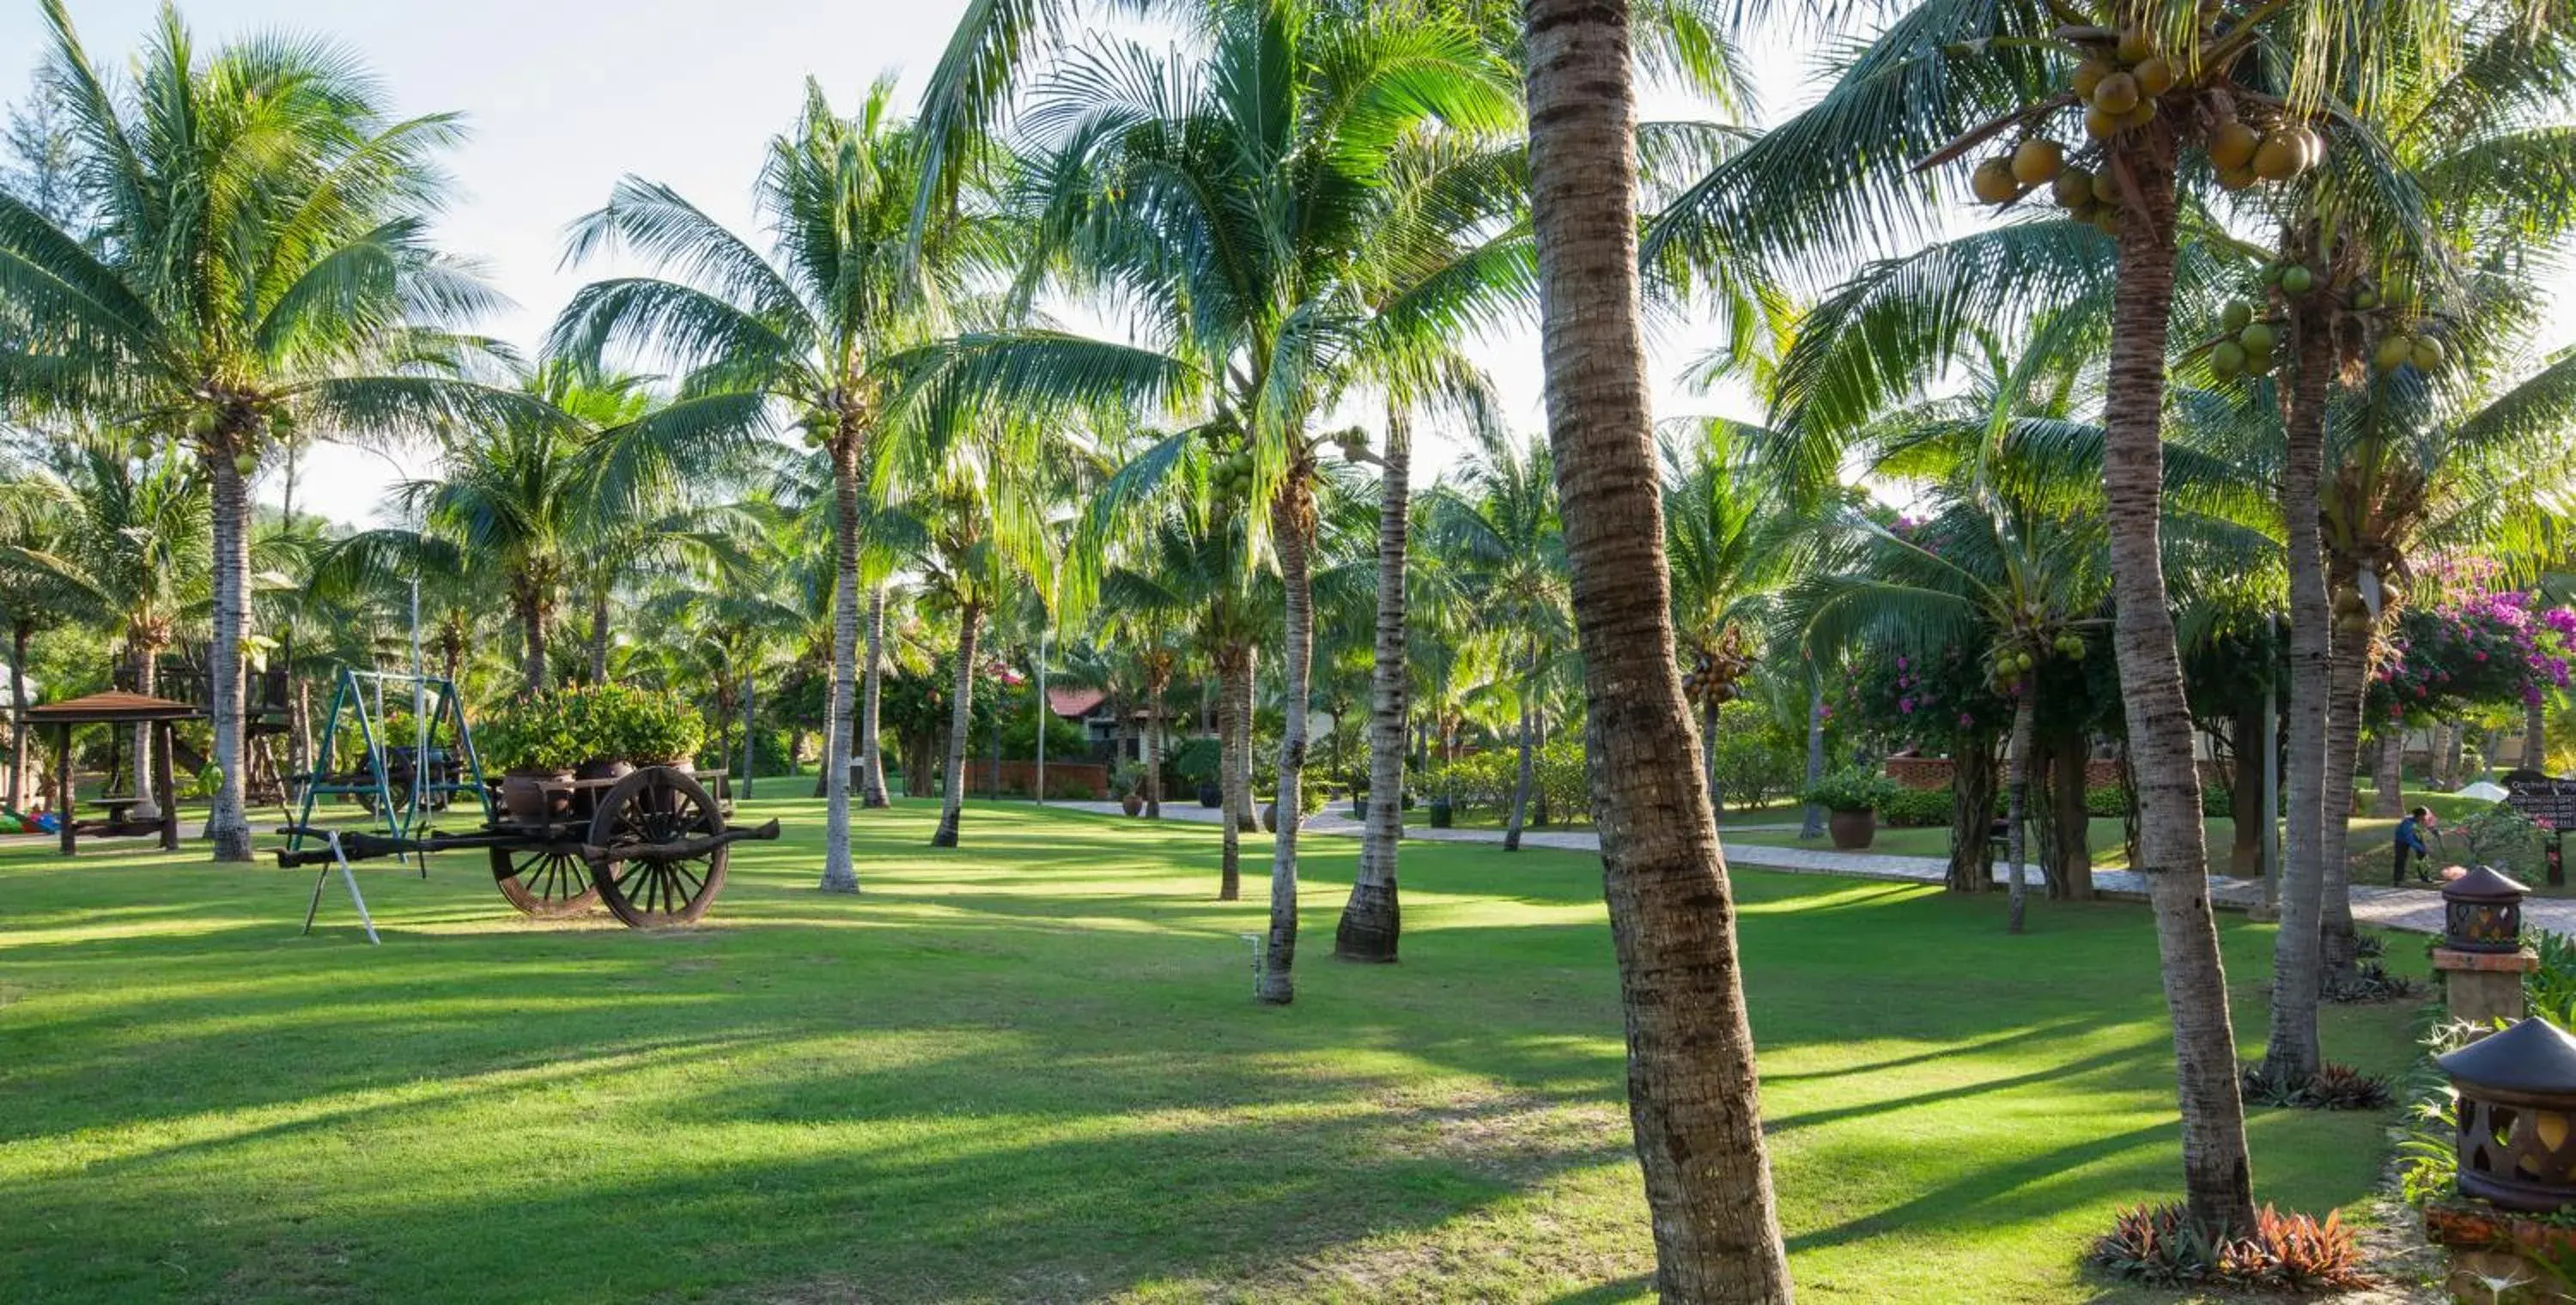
[573,756,634,820]
[1197,783,1223,808]
[1121,792,1145,816]
[1427,798,1454,829]
[1352,797,1370,821]
[501,769,574,826]
[1827,808,1876,851]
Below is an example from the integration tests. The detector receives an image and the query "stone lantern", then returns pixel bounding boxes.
[2438,1018,2576,1212]
[2445,865,2529,954]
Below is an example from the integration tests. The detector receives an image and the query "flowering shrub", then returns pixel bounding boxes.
[1845,645,2008,746]
[2369,590,2576,725]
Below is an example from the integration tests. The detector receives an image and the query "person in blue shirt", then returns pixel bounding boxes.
[2394,806,2437,885]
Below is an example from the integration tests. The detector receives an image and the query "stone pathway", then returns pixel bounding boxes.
[1054,799,2576,938]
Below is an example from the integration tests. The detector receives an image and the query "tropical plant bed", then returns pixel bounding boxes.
[0,796,2423,1302]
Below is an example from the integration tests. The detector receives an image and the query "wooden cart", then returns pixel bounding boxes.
[276,765,776,929]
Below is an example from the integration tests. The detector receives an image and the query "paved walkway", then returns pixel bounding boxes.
[1055,799,2576,938]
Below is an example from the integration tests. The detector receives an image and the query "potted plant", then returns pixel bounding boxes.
[1427,792,1454,829]
[605,685,705,768]
[1115,762,1148,816]
[479,701,582,825]
[1802,765,1899,851]
[1198,780,1224,808]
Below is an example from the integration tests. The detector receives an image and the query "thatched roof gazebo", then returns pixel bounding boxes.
[28,691,201,854]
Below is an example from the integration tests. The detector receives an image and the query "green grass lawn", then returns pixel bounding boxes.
[0,796,2422,1302]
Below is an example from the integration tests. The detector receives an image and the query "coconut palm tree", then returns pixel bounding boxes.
[1662,420,1815,811]
[1511,0,1795,1291]
[2,437,208,820]
[0,3,538,860]
[552,78,995,895]
[1425,429,1569,851]
[899,1,1519,1003]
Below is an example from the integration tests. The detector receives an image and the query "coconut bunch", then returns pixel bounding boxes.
[1988,630,2085,696]
[2202,258,2445,383]
[1206,446,1258,505]
[1965,14,2324,224]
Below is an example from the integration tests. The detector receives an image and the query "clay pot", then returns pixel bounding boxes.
[1121,792,1145,816]
[1827,808,1877,851]
[501,769,574,826]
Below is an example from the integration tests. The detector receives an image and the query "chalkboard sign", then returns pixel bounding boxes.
[2507,778,2576,831]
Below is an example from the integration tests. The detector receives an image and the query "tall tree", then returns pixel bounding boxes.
[554,78,991,893]
[905,0,1519,1003]
[1518,0,1792,1296]
[0,3,534,859]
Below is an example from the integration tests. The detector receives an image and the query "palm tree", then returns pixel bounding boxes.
[902,2,1520,1004]
[1515,0,1792,1292]
[887,417,1066,848]
[552,78,992,894]
[4,437,209,820]
[1425,430,1569,851]
[1662,421,1808,812]
[0,3,538,860]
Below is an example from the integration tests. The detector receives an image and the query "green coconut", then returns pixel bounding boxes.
[2221,300,2253,331]
[2372,335,2410,372]
[2210,340,2247,379]
[2239,321,2277,355]
[2411,335,2445,370]
[2281,265,2315,295]
[2052,168,2094,209]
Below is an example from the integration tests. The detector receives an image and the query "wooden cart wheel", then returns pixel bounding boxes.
[489,844,602,917]
[585,766,728,929]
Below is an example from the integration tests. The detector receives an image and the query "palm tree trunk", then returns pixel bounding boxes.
[861,585,890,807]
[1801,681,1826,841]
[1504,689,1535,852]
[2319,617,2372,977]
[1217,643,1249,901]
[1239,652,1260,833]
[587,585,611,683]
[933,601,981,847]
[2006,693,2033,933]
[1257,496,1314,1006]
[2372,731,2405,817]
[2050,742,2094,900]
[1947,738,1998,893]
[818,438,862,892]
[205,450,255,862]
[1144,674,1165,818]
[2530,696,2549,774]
[2263,299,2336,1085]
[2101,149,2255,1235]
[514,583,550,697]
[1337,403,1413,962]
[1701,694,1724,815]
[2227,702,2264,877]
[1521,2,1792,1293]
[9,622,31,811]
[130,647,161,822]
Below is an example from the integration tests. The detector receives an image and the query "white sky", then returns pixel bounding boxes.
[8,3,2563,525]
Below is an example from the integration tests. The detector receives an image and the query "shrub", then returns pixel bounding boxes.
[1169,737,1224,789]
[1057,782,1097,802]
[1876,786,1953,828]
[562,683,704,763]
[2085,785,2129,817]
[1801,765,1897,814]
[1709,701,1803,809]
[2240,1062,2394,1112]
[477,700,585,774]
[2089,1203,2371,1293]
[2324,960,2421,1005]
[2202,783,2232,817]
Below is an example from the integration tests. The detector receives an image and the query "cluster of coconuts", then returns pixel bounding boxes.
[1969,25,2324,217]
[1989,634,2085,695]
[2207,300,2279,379]
[1207,447,1257,501]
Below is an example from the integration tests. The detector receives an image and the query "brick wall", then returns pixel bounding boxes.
[967,758,1112,799]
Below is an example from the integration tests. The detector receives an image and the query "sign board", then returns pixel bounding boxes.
[2506,778,2576,831]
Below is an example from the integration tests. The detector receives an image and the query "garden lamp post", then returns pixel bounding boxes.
[2438,1017,2576,1212]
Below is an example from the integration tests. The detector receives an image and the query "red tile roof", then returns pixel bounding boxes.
[1048,687,1108,719]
